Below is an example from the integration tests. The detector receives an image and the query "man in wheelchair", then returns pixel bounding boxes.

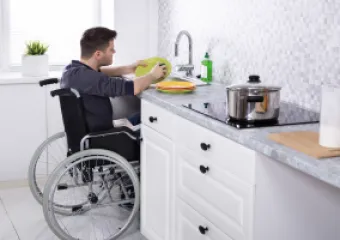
[59,26,168,164]
[29,27,167,239]
[61,26,166,133]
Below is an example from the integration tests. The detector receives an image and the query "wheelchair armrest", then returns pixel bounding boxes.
[51,88,80,98]
[81,126,141,161]
[81,126,141,149]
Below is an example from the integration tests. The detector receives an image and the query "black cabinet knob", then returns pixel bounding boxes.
[149,116,157,123]
[199,165,209,174]
[198,226,208,235]
[200,143,211,151]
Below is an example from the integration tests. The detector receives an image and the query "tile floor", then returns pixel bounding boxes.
[0,186,147,240]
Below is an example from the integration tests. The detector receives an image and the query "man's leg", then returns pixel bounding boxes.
[112,112,141,131]
[127,112,141,126]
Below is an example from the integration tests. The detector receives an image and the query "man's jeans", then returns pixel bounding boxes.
[112,112,141,132]
[127,112,141,126]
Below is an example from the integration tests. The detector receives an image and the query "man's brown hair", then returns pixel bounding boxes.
[80,27,117,58]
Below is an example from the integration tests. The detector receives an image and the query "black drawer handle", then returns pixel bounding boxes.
[198,226,208,235]
[149,116,157,123]
[200,143,211,151]
[199,165,209,174]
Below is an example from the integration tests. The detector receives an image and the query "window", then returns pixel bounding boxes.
[0,0,114,71]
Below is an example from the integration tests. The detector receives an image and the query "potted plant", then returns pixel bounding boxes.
[22,40,49,77]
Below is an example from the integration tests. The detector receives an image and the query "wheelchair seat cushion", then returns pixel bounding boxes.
[88,127,140,162]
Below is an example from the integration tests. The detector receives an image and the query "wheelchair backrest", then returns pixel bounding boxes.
[50,88,88,154]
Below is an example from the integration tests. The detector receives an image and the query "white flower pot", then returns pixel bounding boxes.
[21,54,49,77]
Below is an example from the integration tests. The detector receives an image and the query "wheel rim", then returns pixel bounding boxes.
[43,149,140,240]
[28,132,67,205]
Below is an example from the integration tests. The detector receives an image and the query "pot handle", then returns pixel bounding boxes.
[247,96,264,102]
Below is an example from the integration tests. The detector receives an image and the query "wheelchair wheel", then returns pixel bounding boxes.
[43,149,140,240]
[28,132,68,205]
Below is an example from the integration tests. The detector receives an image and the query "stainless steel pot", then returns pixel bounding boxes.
[226,75,281,121]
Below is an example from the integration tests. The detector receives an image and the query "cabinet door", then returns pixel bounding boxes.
[141,125,174,240]
[175,146,254,240]
[0,84,46,181]
[176,198,233,240]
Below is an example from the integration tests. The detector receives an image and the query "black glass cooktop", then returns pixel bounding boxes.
[182,101,320,129]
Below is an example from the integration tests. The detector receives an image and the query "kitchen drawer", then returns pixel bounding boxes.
[175,146,254,240]
[141,100,175,139]
[175,116,255,184]
[175,198,233,240]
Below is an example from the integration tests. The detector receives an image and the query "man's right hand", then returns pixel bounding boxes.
[133,62,168,95]
[150,62,167,80]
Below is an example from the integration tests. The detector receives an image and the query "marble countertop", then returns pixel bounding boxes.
[140,83,340,190]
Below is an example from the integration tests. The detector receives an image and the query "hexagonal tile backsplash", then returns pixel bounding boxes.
[158,0,340,112]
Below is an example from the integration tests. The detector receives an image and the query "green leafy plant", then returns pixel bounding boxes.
[25,40,49,55]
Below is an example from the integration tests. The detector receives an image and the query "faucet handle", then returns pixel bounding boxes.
[175,64,194,77]
[175,64,194,72]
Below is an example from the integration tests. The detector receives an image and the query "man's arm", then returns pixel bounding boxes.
[99,65,133,76]
[133,74,157,95]
[67,63,166,97]
[67,68,134,97]
[100,60,147,77]
[132,63,167,95]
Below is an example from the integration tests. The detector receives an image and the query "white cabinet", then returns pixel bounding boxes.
[175,116,255,185]
[0,82,63,182]
[253,154,340,240]
[140,99,340,240]
[175,198,233,240]
[175,146,254,240]
[141,99,255,240]
[0,84,46,181]
[141,99,175,139]
[140,124,174,240]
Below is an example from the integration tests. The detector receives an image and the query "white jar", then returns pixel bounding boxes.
[319,85,340,148]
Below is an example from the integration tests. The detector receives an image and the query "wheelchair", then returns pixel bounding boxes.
[28,79,141,240]
[28,78,67,206]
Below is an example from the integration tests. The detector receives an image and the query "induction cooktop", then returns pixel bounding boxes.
[182,101,319,129]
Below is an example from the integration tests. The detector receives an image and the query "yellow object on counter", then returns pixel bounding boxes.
[155,81,196,94]
[135,57,172,83]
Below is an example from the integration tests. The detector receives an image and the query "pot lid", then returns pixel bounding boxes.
[226,75,281,91]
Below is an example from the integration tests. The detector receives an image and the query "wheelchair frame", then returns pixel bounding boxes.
[28,78,142,240]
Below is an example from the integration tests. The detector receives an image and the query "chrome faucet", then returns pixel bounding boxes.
[174,30,194,77]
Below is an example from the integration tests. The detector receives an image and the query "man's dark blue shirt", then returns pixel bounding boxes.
[60,60,135,132]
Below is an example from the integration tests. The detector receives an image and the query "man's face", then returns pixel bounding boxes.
[96,40,116,66]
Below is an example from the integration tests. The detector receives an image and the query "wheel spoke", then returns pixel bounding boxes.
[43,150,140,240]
[28,132,67,207]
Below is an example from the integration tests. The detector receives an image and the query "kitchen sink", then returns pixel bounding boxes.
[165,74,208,86]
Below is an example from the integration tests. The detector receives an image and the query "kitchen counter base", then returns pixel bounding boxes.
[140,84,340,190]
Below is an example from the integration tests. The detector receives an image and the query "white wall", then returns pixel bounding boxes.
[158,0,340,112]
[114,0,158,66]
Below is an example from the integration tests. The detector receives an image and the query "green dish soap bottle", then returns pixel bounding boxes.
[200,52,212,83]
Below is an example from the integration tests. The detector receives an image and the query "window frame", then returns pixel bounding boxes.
[0,0,108,72]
